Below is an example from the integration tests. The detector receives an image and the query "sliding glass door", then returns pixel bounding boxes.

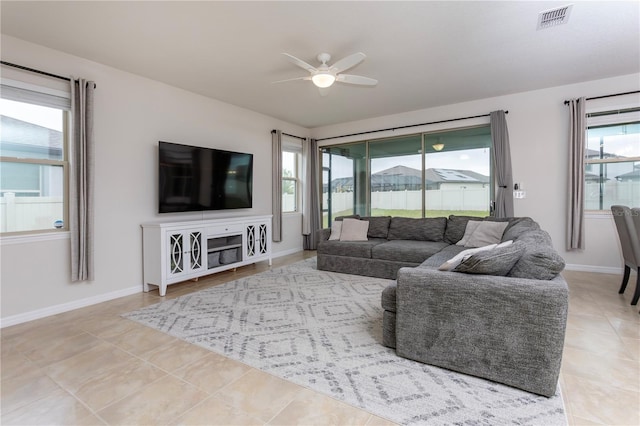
[424,126,492,217]
[321,125,493,222]
[321,143,366,226]
[369,135,422,217]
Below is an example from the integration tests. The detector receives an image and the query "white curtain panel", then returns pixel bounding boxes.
[490,110,514,218]
[70,78,96,281]
[567,97,586,250]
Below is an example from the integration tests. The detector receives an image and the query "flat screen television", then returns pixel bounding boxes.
[158,141,253,213]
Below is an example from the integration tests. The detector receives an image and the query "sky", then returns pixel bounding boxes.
[327,147,492,179]
[0,99,63,131]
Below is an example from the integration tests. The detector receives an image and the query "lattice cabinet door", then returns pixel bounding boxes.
[244,221,271,262]
[257,223,269,255]
[167,229,205,279]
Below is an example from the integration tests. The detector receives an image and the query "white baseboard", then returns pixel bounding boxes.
[272,247,305,258]
[0,286,142,329]
[564,263,624,275]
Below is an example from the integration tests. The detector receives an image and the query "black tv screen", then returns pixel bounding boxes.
[159,141,253,213]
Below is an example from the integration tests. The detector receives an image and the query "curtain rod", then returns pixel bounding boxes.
[563,90,639,105]
[1,61,96,88]
[315,111,507,142]
[271,129,306,140]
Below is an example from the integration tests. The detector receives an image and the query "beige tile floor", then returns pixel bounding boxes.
[1,251,639,425]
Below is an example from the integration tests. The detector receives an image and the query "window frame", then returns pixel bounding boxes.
[281,140,302,214]
[1,80,71,236]
[584,107,640,212]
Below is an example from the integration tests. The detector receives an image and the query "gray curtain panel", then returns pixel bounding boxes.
[490,110,514,218]
[70,79,96,282]
[567,97,586,250]
[303,138,321,250]
[272,130,282,242]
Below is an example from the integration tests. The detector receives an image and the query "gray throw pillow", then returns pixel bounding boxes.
[464,221,509,247]
[444,215,510,244]
[454,243,525,276]
[339,218,369,241]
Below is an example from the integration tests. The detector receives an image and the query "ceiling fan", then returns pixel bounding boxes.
[274,52,377,96]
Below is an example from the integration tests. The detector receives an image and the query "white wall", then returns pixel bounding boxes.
[0,36,307,324]
[311,73,640,273]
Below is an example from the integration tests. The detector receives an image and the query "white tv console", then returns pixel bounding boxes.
[141,215,272,296]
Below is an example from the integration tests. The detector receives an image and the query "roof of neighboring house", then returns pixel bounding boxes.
[327,166,490,189]
[0,115,63,151]
[615,169,640,181]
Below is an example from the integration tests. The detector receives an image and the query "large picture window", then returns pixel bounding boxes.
[321,126,493,226]
[1,92,69,234]
[585,109,640,211]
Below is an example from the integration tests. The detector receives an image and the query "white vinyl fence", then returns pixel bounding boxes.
[0,193,64,233]
[323,188,490,214]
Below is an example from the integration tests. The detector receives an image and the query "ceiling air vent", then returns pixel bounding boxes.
[537,4,573,30]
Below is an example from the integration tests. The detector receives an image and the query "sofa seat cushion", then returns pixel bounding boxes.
[317,238,387,259]
[372,240,449,264]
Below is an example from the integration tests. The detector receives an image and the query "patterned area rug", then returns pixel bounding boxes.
[123,258,566,425]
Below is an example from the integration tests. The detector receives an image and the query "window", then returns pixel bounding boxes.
[1,84,70,234]
[282,150,299,213]
[585,108,640,211]
[321,125,493,225]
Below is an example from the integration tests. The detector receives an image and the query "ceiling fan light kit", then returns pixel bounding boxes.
[275,51,377,94]
[311,73,336,88]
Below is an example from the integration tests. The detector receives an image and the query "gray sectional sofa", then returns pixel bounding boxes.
[317,215,568,397]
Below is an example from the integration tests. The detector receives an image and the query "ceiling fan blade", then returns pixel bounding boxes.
[271,76,311,84]
[318,87,330,97]
[282,53,317,73]
[336,74,378,86]
[330,52,366,74]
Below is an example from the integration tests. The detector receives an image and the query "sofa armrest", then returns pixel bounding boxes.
[395,267,568,397]
[316,228,331,242]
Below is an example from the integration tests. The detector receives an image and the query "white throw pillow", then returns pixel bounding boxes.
[456,221,482,246]
[328,221,343,240]
[465,221,509,248]
[496,239,513,248]
[339,218,369,241]
[438,243,498,271]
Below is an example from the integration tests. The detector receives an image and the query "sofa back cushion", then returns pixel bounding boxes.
[388,217,447,242]
[507,230,565,280]
[360,216,391,239]
[502,217,540,241]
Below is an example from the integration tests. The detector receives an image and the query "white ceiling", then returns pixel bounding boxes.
[1,1,639,128]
